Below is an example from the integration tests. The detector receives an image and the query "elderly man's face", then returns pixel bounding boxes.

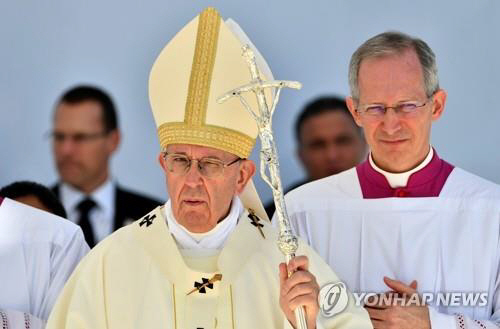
[347,49,446,172]
[159,144,255,233]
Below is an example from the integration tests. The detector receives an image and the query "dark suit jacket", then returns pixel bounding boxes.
[52,183,163,231]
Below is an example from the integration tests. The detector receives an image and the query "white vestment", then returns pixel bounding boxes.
[0,198,89,328]
[285,167,500,329]
[47,204,372,328]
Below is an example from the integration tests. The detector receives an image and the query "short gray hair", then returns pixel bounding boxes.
[348,31,439,100]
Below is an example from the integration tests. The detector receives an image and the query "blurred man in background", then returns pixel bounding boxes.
[266,96,367,217]
[50,85,162,247]
[1,181,67,218]
[297,96,368,181]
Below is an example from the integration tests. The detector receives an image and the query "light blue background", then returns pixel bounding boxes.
[1,0,499,205]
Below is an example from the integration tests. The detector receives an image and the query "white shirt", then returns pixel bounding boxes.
[0,197,89,328]
[369,147,434,188]
[164,196,243,251]
[60,179,115,243]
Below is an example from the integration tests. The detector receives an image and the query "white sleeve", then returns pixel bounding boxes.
[453,313,500,329]
[39,227,89,320]
[429,307,500,329]
[428,266,500,329]
[0,309,45,329]
[437,231,500,329]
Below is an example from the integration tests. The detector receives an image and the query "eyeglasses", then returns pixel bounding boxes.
[356,98,431,119]
[49,131,108,144]
[163,153,242,178]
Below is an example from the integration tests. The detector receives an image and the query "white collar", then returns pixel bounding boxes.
[60,179,114,218]
[369,147,434,188]
[164,196,243,250]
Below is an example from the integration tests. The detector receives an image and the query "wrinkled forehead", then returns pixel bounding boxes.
[357,50,426,101]
[166,143,238,159]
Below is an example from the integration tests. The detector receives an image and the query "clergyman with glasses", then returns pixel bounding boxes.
[50,85,162,247]
[46,8,371,329]
[284,31,500,328]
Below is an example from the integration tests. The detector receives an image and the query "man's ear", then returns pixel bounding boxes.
[107,129,121,153]
[346,96,363,127]
[431,89,447,122]
[157,153,168,173]
[235,159,256,194]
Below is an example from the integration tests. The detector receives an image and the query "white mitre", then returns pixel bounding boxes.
[149,7,273,220]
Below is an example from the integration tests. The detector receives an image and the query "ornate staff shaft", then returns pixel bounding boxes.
[218,45,307,329]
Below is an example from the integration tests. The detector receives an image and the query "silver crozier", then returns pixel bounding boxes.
[217,45,307,329]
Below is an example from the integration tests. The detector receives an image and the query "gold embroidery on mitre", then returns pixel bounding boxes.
[158,122,255,159]
[155,7,256,158]
[184,7,220,126]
